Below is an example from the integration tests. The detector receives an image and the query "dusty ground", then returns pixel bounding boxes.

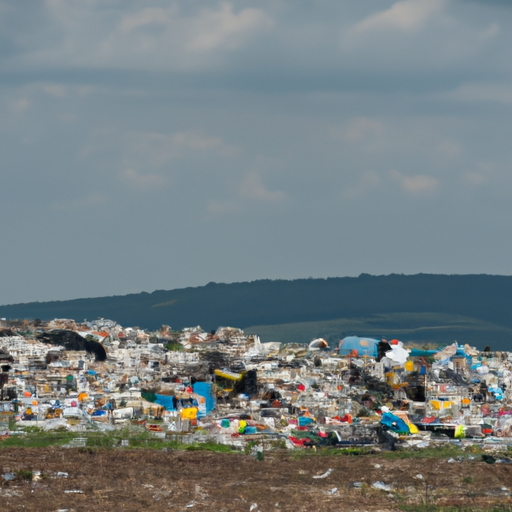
[1,447,512,511]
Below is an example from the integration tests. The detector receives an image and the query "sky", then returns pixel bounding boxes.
[2,0,512,305]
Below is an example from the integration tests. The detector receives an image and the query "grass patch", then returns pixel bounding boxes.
[291,446,374,459]
[182,441,234,453]
[81,428,237,453]
[0,431,78,448]
[291,443,483,461]
[15,469,33,481]
[381,444,476,460]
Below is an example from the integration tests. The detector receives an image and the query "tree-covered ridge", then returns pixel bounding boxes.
[1,274,511,349]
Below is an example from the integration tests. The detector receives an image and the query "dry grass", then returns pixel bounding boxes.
[1,447,512,511]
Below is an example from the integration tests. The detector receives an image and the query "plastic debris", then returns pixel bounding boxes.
[372,481,393,491]
[2,315,512,457]
[313,468,333,479]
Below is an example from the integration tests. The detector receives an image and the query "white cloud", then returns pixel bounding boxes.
[339,117,383,142]
[32,1,273,72]
[207,172,285,217]
[343,171,381,198]
[438,140,462,158]
[173,132,224,151]
[390,170,438,193]
[464,171,487,185]
[10,99,30,113]
[117,1,272,53]
[120,169,167,189]
[114,130,235,171]
[479,22,501,41]
[462,161,494,186]
[207,199,239,216]
[119,7,178,34]
[43,84,67,97]
[239,172,285,201]
[52,191,108,211]
[444,82,512,103]
[354,0,446,33]
[187,2,273,52]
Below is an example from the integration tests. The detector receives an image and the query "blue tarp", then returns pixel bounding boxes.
[489,387,504,400]
[338,336,379,357]
[154,382,215,416]
[410,348,438,357]
[193,382,215,415]
[411,344,471,360]
[380,412,410,434]
[298,416,315,426]
[155,394,175,411]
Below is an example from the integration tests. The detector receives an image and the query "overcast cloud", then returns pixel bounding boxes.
[2,0,512,305]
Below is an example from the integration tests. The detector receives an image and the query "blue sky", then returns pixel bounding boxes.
[2,0,512,304]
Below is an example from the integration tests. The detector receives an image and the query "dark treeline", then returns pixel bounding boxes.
[0,275,511,341]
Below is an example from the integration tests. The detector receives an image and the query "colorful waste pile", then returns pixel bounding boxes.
[1,318,512,451]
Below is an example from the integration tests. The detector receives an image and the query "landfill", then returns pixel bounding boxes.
[1,317,512,452]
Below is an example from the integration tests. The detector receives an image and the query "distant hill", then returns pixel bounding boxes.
[1,274,512,350]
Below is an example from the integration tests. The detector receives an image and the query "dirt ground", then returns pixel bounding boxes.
[1,447,512,511]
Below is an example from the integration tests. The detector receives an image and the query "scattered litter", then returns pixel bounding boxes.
[372,481,393,491]
[0,489,24,497]
[414,474,424,480]
[374,464,381,469]
[351,482,362,488]
[325,487,338,495]
[447,458,456,463]
[313,468,333,479]
[63,490,83,494]
[2,473,16,481]
[250,504,258,512]
[54,472,68,478]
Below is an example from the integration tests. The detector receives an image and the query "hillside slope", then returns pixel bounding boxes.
[1,274,511,349]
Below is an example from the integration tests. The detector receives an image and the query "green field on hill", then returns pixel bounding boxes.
[245,312,512,349]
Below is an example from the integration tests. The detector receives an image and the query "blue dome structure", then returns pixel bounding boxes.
[338,336,379,357]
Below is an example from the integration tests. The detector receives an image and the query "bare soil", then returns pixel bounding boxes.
[1,448,512,511]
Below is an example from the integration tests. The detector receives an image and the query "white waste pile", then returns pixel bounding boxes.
[0,319,511,451]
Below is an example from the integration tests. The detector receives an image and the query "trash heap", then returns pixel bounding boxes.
[1,317,512,451]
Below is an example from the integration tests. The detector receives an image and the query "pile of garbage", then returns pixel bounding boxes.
[1,317,512,451]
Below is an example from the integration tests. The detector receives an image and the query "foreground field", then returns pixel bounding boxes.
[2,446,512,511]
